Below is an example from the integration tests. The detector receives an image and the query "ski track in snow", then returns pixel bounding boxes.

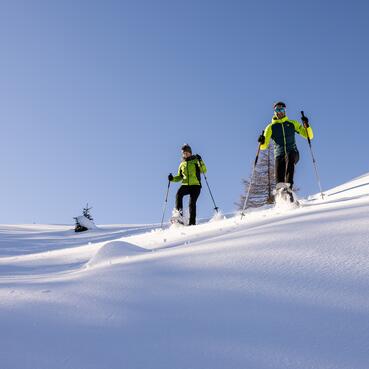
[1,174,369,369]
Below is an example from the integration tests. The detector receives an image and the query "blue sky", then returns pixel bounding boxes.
[0,0,368,224]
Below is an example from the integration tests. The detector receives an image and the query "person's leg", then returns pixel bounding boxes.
[176,186,190,214]
[188,186,201,225]
[286,150,300,189]
[275,155,286,185]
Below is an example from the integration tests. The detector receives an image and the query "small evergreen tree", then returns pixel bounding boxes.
[83,204,93,221]
[238,143,276,210]
[74,204,94,233]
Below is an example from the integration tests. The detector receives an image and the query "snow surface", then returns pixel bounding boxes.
[1,174,369,369]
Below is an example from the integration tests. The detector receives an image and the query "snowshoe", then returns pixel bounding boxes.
[274,183,300,207]
[170,209,185,226]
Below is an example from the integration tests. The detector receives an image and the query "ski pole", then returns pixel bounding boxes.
[241,140,262,219]
[160,180,171,228]
[203,173,219,213]
[301,111,324,200]
[198,158,219,213]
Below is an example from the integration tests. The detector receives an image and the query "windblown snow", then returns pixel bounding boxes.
[1,174,369,369]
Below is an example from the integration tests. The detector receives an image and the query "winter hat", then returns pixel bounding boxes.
[273,101,286,109]
[181,144,192,153]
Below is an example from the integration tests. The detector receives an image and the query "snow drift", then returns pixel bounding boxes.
[87,241,147,267]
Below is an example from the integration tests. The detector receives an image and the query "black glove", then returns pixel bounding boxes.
[195,154,202,161]
[301,115,309,128]
[258,134,265,144]
[168,173,174,181]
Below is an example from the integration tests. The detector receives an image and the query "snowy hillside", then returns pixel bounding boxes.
[1,174,369,369]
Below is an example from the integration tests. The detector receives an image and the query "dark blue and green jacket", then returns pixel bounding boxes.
[260,115,314,157]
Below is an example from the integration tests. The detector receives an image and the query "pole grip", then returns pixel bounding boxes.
[254,130,263,166]
[301,110,312,146]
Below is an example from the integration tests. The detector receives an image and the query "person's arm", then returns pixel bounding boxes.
[172,163,184,182]
[198,160,207,174]
[194,154,207,174]
[260,123,272,150]
[292,120,314,140]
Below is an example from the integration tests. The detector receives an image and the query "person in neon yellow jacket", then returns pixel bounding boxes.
[258,102,313,189]
[168,144,207,225]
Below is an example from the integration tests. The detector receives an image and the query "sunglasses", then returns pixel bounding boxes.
[274,107,286,113]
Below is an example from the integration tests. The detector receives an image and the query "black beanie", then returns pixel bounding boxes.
[273,101,286,109]
[181,144,192,153]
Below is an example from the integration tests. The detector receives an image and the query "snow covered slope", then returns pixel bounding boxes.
[1,174,369,369]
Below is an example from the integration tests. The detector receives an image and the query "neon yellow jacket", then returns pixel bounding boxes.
[261,115,314,157]
[172,156,207,186]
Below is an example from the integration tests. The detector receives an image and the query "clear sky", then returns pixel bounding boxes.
[0,0,368,224]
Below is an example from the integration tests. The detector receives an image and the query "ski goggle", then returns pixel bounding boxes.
[274,107,286,113]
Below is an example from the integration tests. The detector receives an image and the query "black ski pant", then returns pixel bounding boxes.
[175,185,201,225]
[275,150,300,189]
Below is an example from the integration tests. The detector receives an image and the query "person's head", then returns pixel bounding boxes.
[273,101,286,119]
[181,144,192,159]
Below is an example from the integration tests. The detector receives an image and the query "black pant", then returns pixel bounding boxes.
[275,150,300,189]
[176,185,201,225]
